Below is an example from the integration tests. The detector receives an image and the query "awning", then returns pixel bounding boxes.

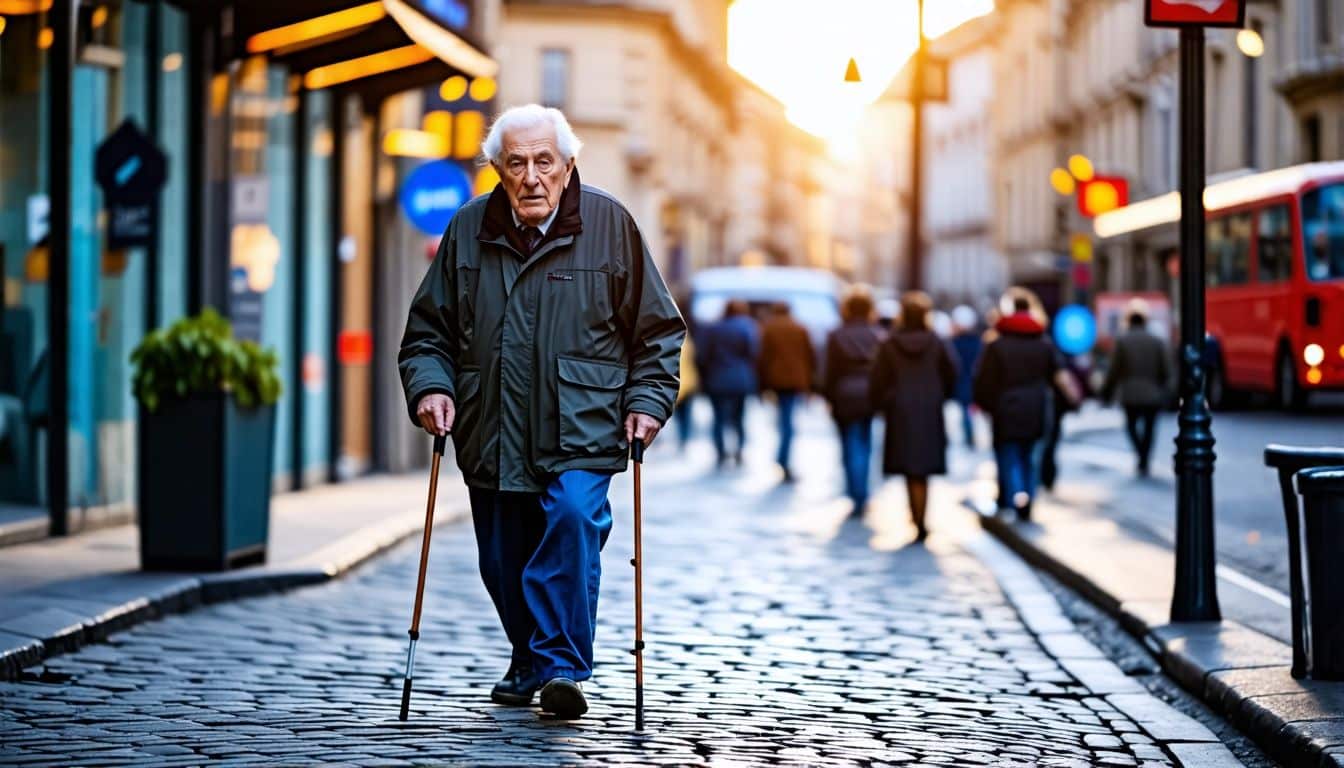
[233,0,496,99]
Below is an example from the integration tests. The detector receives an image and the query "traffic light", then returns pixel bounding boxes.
[1076,176,1129,218]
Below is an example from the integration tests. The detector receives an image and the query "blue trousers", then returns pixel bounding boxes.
[469,470,613,682]
[710,393,747,460]
[838,418,873,509]
[775,390,799,468]
[994,440,1039,509]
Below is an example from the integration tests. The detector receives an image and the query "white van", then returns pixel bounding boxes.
[687,266,843,349]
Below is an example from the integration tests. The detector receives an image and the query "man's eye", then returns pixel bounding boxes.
[537,159,552,171]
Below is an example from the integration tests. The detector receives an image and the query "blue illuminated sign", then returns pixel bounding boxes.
[1053,305,1098,356]
[412,0,469,30]
[399,160,473,236]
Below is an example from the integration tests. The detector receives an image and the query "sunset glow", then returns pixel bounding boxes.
[729,0,995,155]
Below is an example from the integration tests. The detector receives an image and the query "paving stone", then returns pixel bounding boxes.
[0,431,1207,765]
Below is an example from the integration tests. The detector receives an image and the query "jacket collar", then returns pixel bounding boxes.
[995,311,1046,336]
[478,167,584,254]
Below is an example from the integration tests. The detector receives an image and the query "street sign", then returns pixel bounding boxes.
[94,119,168,250]
[1053,305,1097,355]
[1145,0,1245,28]
[1070,233,1093,263]
[399,160,473,236]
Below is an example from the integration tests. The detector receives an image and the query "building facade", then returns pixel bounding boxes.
[922,15,1005,308]
[989,0,1344,305]
[493,0,735,289]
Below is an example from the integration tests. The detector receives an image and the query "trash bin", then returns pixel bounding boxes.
[1295,466,1344,681]
[1264,444,1344,678]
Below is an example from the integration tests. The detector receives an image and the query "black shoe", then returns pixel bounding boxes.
[780,467,795,483]
[490,663,540,706]
[539,678,588,719]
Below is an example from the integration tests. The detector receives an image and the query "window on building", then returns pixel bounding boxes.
[1318,0,1333,47]
[1303,114,1323,162]
[540,49,570,110]
[1257,205,1293,282]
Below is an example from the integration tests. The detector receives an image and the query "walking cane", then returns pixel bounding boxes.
[630,437,647,731]
[399,433,447,722]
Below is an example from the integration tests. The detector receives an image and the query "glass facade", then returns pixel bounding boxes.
[0,10,51,509]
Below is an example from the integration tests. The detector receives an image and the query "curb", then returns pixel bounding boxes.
[0,502,467,683]
[979,510,1344,768]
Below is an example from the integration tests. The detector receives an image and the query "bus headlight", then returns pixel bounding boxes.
[1304,343,1325,367]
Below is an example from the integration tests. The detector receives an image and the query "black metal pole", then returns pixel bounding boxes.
[291,86,309,491]
[905,0,925,292]
[46,0,75,536]
[146,0,162,331]
[1171,26,1220,622]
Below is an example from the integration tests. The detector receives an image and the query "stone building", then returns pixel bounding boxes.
[493,0,736,288]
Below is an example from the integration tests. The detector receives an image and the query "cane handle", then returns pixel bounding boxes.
[433,433,447,456]
[631,438,645,464]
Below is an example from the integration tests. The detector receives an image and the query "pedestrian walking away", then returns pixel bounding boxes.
[973,289,1080,519]
[1101,298,1173,477]
[697,300,759,468]
[398,104,685,720]
[869,291,957,540]
[758,301,815,481]
[823,285,885,516]
[673,330,700,451]
[949,305,982,448]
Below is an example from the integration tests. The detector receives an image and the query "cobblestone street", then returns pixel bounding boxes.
[0,413,1239,766]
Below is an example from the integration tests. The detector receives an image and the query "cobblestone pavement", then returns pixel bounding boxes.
[0,411,1237,766]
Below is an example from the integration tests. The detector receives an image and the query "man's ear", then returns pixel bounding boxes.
[562,159,575,186]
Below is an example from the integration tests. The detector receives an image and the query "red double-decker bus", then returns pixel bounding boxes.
[1095,162,1344,409]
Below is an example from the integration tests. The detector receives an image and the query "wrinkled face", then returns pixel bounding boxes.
[494,122,574,227]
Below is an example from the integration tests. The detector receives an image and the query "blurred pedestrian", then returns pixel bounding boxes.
[698,300,759,468]
[758,302,815,481]
[869,291,957,540]
[1039,352,1090,491]
[1101,299,1172,476]
[949,305,982,447]
[823,285,885,515]
[973,289,1079,519]
[399,105,684,720]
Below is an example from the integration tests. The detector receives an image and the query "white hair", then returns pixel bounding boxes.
[481,104,583,166]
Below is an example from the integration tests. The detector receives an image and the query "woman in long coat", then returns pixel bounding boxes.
[869,292,957,540]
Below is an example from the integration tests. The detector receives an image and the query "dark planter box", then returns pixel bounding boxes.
[138,393,276,571]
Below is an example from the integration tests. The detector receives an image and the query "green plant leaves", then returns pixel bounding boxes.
[129,308,283,413]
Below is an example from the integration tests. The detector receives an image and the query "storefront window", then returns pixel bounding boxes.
[0,10,52,509]
[301,90,334,484]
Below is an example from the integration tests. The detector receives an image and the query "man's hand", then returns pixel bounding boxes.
[624,412,662,447]
[416,393,455,436]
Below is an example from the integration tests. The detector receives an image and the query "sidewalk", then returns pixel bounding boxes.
[0,468,470,681]
[969,481,1344,766]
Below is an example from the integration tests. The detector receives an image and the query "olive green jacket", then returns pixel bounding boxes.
[398,171,685,492]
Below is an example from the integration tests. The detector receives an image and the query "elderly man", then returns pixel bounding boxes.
[398,104,684,720]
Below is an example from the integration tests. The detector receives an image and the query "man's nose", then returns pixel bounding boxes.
[524,162,541,186]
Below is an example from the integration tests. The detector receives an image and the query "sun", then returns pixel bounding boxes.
[729,0,995,157]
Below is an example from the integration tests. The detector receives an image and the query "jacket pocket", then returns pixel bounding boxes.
[556,356,627,454]
[452,367,484,470]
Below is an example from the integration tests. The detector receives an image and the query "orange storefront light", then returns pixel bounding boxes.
[1077,176,1130,218]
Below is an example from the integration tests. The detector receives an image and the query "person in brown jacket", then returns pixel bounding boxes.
[758,302,815,481]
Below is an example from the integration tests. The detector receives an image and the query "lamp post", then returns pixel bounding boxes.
[1144,0,1247,622]
[906,0,926,291]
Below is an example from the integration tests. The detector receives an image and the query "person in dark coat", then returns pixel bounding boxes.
[949,305,982,447]
[399,105,684,720]
[1101,299,1172,476]
[698,300,759,467]
[869,291,957,540]
[823,286,885,515]
[758,302,815,481]
[973,289,1077,519]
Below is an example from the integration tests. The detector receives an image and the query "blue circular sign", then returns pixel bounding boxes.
[1053,305,1098,355]
[399,160,473,236]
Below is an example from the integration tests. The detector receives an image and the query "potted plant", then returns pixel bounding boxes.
[131,309,282,571]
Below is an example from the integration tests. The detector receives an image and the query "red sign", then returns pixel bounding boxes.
[1145,0,1245,28]
[1076,176,1130,218]
[338,330,373,366]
